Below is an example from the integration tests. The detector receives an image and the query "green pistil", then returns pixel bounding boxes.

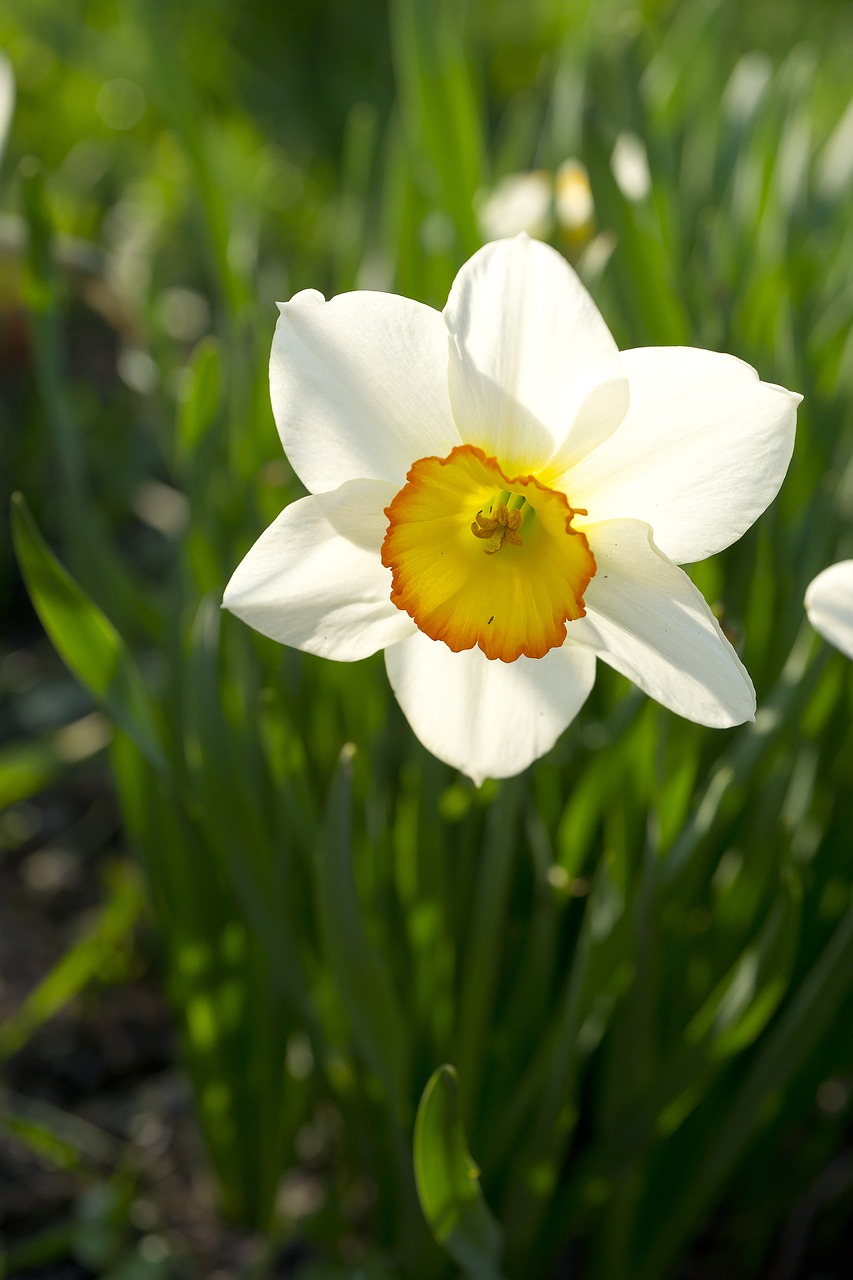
[489,491,532,520]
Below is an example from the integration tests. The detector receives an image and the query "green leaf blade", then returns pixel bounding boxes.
[11,493,168,774]
[318,746,410,1111]
[414,1065,505,1280]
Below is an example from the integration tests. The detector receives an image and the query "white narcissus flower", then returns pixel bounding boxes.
[805,561,853,660]
[0,53,15,169]
[476,161,595,246]
[476,170,554,243]
[224,236,800,784]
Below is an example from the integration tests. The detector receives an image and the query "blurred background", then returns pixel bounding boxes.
[1,0,852,1277]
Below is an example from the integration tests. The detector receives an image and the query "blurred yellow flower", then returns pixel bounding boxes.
[476,161,595,247]
[555,160,595,239]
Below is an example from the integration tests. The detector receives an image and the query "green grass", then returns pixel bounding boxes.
[2,0,852,1276]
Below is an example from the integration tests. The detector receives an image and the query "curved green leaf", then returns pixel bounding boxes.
[0,864,144,1060]
[414,1065,505,1280]
[177,336,223,460]
[11,493,168,774]
[686,881,800,1057]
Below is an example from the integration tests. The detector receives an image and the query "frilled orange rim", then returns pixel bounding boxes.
[380,444,596,662]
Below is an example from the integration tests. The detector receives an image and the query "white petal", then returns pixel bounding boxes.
[443,236,628,475]
[0,53,15,167]
[570,519,755,725]
[564,347,800,565]
[805,560,853,659]
[270,290,461,494]
[384,631,597,784]
[223,480,415,661]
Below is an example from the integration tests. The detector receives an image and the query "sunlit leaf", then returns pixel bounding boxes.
[176,335,223,461]
[414,1065,505,1280]
[11,494,169,775]
[687,882,800,1057]
[0,864,144,1060]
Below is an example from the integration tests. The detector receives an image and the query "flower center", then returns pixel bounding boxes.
[471,495,527,554]
[381,444,595,662]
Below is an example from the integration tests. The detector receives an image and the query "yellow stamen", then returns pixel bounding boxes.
[471,502,525,554]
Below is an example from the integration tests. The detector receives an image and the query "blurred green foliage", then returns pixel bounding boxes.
[2,0,853,1277]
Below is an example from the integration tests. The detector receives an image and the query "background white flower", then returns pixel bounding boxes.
[476,161,595,246]
[224,236,800,784]
[611,132,652,202]
[0,53,14,171]
[805,560,853,659]
[476,170,554,242]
